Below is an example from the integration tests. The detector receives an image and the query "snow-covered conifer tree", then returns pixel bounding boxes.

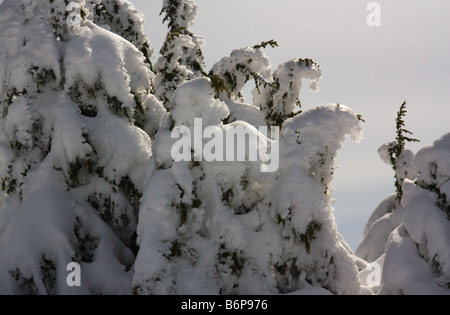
[134,18,363,293]
[153,0,206,108]
[133,75,363,294]
[357,102,419,263]
[359,133,450,294]
[0,0,165,294]
[357,104,450,294]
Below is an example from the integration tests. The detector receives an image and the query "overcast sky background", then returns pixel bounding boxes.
[129,0,450,250]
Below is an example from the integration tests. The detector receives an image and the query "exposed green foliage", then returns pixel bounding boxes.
[357,114,366,123]
[40,255,57,294]
[388,101,419,200]
[299,220,322,254]
[10,268,38,295]
[73,217,99,263]
[209,73,229,99]
[253,39,278,50]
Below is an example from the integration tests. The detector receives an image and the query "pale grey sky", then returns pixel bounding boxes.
[131,0,449,250]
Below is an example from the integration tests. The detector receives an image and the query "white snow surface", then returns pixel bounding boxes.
[171,77,230,128]
[253,58,322,125]
[359,132,450,294]
[0,0,61,99]
[210,47,272,102]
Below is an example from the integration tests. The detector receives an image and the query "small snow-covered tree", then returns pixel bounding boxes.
[0,0,165,294]
[356,102,419,263]
[367,134,450,295]
[357,104,450,295]
[385,101,419,200]
[153,0,206,108]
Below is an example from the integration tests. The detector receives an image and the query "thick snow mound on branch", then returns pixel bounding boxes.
[0,1,61,98]
[64,21,153,116]
[171,77,230,128]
